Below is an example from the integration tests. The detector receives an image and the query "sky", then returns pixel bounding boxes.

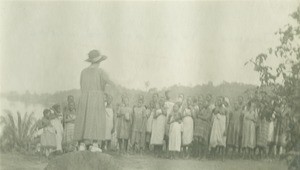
[0,1,299,94]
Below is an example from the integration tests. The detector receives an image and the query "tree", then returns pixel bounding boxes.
[246,5,300,111]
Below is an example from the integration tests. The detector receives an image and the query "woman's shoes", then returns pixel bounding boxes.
[90,143,102,152]
[78,143,86,151]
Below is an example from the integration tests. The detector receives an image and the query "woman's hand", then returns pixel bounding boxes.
[111,127,115,134]
[223,131,227,137]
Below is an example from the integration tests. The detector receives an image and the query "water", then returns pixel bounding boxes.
[0,97,45,134]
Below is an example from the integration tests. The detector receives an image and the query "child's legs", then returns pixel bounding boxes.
[107,140,111,150]
[158,145,163,156]
[165,135,169,151]
[124,139,128,152]
[118,138,123,152]
[101,141,106,150]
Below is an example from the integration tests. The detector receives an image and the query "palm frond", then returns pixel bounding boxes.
[17,111,22,141]
[21,112,29,140]
[0,110,37,152]
[3,110,16,129]
[0,115,8,125]
[3,110,17,141]
[23,112,36,140]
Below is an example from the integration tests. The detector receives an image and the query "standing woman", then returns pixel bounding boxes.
[150,97,167,158]
[74,50,114,152]
[241,100,258,159]
[181,97,194,158]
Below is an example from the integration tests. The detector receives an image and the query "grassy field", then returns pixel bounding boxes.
[0,152,288,170]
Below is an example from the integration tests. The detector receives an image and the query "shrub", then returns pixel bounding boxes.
[0,110,37,153]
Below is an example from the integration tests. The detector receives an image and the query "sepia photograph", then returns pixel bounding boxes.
[0,1,299,170]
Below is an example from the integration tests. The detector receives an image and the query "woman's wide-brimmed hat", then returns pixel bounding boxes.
[85,49,107,63]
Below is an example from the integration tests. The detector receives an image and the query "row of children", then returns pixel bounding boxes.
[106,91,300,161]
[36,91,300,162]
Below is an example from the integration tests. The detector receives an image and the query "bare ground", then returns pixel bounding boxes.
[0,152,288,170]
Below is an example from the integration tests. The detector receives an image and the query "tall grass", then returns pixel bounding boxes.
[0,110,37,152]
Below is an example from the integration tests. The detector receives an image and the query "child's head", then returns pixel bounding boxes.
[104,93,109,102]
[107,95,113,105]
[43,109,51,118]
[192,96,198,105]
[165,90,172,100]
[197,95,204,103]
[158,97,165,108]
[178,93,184,103]
[206,94,213,103]
[187,97,192,106]
[247,100,256,110]
[238,96,244,104]
[216,96,223,107]
[122,95,129,106]
[152,93,159,103]
[173,102,180,112]
[138,98,144,107]
[67,95,74,103]
[223,97,230,107]
[68,102,75,110]
[52,104,61,113]
[233,102,239,110]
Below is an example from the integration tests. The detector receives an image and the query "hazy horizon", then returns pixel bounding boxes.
[0,1,299,94]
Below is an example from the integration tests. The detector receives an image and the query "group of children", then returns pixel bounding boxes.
[37,95,76,156]
[108,91,298,161]
[36,91,300,162]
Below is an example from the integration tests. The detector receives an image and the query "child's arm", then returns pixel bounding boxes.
[112,108,116,134]
[153,109,160,119]
[225,109,230,136]
[168,114,173,124]
[162,106,167,116]
[125,108,131,121]
[116,105,122,117]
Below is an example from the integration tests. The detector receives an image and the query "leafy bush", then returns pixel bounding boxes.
[0,110,37,153]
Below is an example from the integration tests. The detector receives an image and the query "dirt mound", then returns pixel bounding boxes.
[45,151,120,170]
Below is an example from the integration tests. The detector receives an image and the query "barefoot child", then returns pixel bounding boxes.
[181,97,194,159]
[63,99,76,152]
[241,101,258,159]
[226,98,243,159]
[40,109,56,157]
[168,103,182,159]
[209,97,228,161]
[116,95,132,154]
[50,104,64,153]
[102,94,115,151]
[131,95,147,153]
[193,99,211,160]
[150,97,167,158]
